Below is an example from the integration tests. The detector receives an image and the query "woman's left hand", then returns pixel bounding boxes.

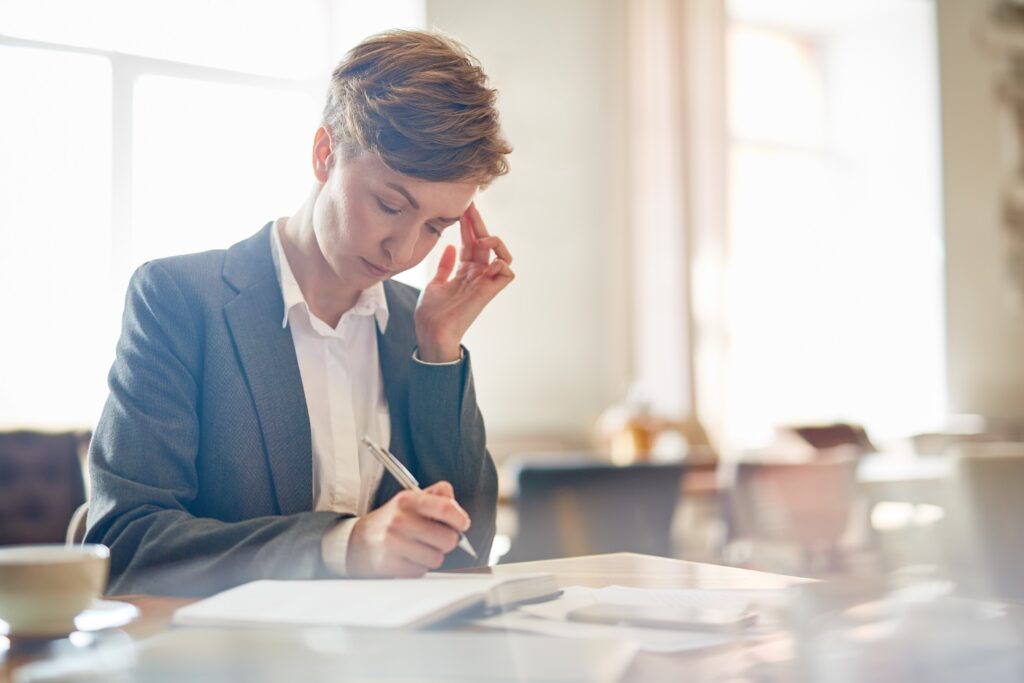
[414,203,515,363]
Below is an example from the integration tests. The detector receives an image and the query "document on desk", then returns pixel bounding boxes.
[173,573,558,630]
[475,585,786,653]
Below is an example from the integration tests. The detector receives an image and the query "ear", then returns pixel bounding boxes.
[312,127,335,184]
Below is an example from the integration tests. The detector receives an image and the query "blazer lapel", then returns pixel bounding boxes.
[222,223,312,515]
[374,281,419,506]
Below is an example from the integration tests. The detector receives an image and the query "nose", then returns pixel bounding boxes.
[381,220,419,267]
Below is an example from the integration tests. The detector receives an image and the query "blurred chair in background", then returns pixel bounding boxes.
[502,461,685,563]
[951,444,1024,602]
[778,422,877,456]
[721,451,860,577]
[0,430,89,545]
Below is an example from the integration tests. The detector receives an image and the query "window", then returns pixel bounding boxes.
[721,1,946,448]
[0,1,425,428]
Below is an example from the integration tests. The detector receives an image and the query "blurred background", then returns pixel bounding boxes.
[3,0,1024,586]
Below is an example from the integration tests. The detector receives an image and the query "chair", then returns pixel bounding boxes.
[723,454,859,576]
[782,423,877,455]
[503,461,685,563]
[0,430,89,546]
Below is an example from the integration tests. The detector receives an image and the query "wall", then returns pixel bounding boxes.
[425,0,631,442]
[937,0,1024,422]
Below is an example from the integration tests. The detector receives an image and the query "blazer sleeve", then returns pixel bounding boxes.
[407,349,499,569]
[86,261,346,597]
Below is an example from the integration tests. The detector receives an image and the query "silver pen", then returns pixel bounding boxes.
[361,434,479,560]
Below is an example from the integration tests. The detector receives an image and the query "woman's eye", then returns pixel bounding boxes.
[376,198,401,215]
[426,224,442,237]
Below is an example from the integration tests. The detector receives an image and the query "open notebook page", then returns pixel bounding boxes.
[173,573,555,630]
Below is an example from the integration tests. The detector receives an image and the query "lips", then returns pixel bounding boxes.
[361,258,390,278]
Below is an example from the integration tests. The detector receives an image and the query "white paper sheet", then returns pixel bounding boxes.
[476,585,787,653]
[475,611,743,654]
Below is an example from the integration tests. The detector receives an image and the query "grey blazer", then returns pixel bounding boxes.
[86,224,498,596]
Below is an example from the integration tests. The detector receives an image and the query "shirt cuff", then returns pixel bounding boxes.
[412,346,465,366]
[321,517,359,576]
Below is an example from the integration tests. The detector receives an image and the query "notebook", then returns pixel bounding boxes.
[173,572,560,630]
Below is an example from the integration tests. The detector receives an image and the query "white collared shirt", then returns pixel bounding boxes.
[269,220,389,522]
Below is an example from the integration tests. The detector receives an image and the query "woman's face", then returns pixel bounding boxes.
[311,147,477,291]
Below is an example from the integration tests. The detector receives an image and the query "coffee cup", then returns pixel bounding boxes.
[0,544,109,637]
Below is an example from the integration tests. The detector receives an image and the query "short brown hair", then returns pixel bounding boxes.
[323,30,511,186]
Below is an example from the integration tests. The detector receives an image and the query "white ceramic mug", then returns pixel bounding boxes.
[0,544,109,637]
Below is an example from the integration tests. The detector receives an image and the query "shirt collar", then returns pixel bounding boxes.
[269,219,389,333]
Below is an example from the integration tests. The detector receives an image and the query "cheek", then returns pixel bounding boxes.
[313,183,356,252]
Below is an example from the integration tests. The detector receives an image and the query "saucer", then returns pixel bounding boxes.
[3,600,139,639]
[74,600,140,633]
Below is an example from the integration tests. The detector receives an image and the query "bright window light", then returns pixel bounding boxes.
[721,2,946,448]
[0,2,427,428]
[0,0,332,79]
[0,46,114,428]
[728,25,825,148]
[131,76,318,266]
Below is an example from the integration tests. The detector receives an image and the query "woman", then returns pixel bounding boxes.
[86,30,513,596]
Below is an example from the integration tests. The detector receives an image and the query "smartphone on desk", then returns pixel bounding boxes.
[567,603,757,632]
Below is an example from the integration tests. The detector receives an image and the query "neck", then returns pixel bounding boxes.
[279,190,361,327]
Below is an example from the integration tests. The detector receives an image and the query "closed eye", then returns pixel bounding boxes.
[375,197,401,215]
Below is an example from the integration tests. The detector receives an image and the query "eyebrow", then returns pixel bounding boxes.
[384,182,461,224]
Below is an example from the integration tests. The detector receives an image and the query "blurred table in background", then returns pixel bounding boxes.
[857,452,955,506]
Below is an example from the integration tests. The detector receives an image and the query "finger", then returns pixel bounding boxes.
[388,505,461,554]
[476,236,513,265]
[396,535,448,569]
[459,210,477,262]
[404,490,471,531]
[431,244,457,284]
[384,537,441,575]
[484,259,515,282]
[466,203,491,238]
[392,560,430,579]
[465,204,492,265]
[407,518,461,555]
[423,480,455,499]
[464,202,495,264]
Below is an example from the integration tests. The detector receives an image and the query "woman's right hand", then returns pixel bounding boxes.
[346,481,471,577]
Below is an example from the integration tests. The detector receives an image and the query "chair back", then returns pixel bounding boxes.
[505,461,685,563]
[728,455,858,548]
[0,430,88,545]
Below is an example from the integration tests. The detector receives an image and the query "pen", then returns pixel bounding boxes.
[361,434,479,560]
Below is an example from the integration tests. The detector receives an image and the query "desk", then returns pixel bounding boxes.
[2,553,805,683]
[6,552,1021,682]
